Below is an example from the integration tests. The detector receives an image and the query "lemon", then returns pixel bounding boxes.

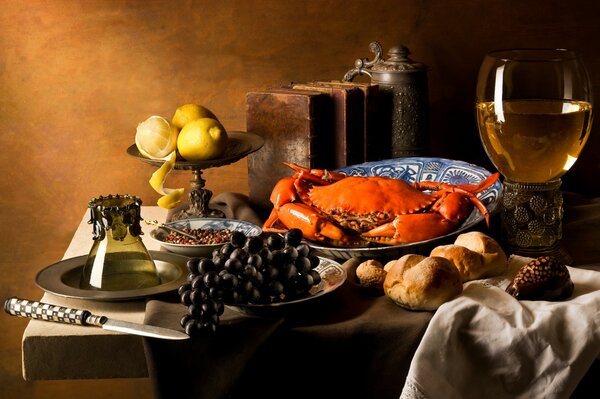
[135,116,179,160]
[177,117,228,161]
[171,103,217,129]
[149,151,185,209]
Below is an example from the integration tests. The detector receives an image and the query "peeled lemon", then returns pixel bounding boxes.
[135,116,179,160]
[171,103,217,129]
[177,117,228,161]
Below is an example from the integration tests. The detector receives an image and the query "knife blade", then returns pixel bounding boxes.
[4,297,189,340]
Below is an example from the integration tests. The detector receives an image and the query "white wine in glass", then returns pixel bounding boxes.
[476,49,593,256]
[476,99,592,183]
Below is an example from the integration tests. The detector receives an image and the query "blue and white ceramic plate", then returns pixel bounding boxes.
[149,218,262,257]
[306,157,502,261]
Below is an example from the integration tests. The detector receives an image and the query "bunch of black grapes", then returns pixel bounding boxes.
[178,228,322,336]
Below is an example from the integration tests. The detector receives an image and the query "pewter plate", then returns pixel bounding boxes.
[126,131,264,170]
[149,218,263,257]
[306,157,502,261]
[225,257,346,316]
[35,251,188,301]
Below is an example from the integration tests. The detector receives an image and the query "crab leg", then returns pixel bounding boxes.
[414,173,499,226]
[283,163,347,183]
[361,213,459,245]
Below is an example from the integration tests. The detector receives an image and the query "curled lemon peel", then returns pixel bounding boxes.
[149,151,185,209]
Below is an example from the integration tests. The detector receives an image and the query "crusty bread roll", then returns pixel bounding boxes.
[430,231,507,282]
[356,259,387,290]
[383,254,463,311]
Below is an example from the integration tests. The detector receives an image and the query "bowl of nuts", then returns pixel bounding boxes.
[148,218,262,257]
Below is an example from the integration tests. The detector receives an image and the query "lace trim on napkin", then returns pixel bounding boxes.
[400,376,428,399]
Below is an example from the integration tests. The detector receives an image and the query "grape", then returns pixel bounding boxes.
[253,270,265,286]
[269,280,284,296]
[308,255,320,269]
[197,258,215,274]
[191,275,204,290]
[296,243,310,257]
[220,273,239,290]
[270,250,285,266]
[298,272,314,289]
[224,258,243,273]
[281,264,298,282]
[178,228,325,336]
[265,265,279,281]
[266,233,285,250]
[245,236,263,254]
[201,321,218,334]
[259,247,273,264]
[284,228,303,246]
[180,314,192,329]
[186,258,200,274]
[241,280,254,295]
[201,299,219,315]
[230,231,247,248]
[190,288,207,305]
[247,253,262,268]
[208,287,224,300]
[282,246,299,262]
[220,243,235,257]
[309,269,321,285]
[247,287,261,303]
[203,271,220,288]
[180,290,192,306]
[295,256,312,273]
[213,254,227,269]
[230,247,248,263]
[178,283,191,296]
[184,319,202,336]
[187,304,201,317]
[241,265,256,280]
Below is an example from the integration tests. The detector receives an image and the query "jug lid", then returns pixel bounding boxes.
[371,45,427,72]
[343,41,428,83]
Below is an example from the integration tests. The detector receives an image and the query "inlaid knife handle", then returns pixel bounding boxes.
[4,297,92,326]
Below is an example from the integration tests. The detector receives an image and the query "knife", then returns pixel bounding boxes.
[4,297,189,340]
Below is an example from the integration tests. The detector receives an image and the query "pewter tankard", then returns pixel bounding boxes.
[343,41,430,158]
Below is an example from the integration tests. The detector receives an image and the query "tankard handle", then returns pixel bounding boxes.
[342,41,383,82]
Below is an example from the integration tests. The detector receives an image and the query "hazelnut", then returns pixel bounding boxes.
[356,259,387,290]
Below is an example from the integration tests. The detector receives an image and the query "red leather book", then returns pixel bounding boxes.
[246,88,334,220]
[291,82,365,168]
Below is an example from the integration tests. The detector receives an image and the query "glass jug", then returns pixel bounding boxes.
[80,194,161,291]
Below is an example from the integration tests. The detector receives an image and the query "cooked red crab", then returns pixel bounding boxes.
[263,163,499,247]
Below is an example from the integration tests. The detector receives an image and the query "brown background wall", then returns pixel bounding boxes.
[1,0,598,397]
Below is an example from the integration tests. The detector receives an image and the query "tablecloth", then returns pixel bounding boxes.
[143,192,600,399]
[400,255,600,399]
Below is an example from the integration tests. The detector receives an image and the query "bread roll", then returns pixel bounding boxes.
[431,231,507,281]
[383,254,462,311]
[356,259,387,290]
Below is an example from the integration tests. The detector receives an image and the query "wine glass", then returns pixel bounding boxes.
[476,48,593,258]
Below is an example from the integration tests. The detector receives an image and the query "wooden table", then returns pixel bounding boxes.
[20,193,600,398]
[21,206,167,380]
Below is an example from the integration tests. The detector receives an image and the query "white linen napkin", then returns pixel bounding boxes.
[400,255,600,399]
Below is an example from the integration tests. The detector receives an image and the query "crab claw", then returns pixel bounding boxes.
[269,176,298,208]
[361,213,458,245]
[264,203,361,246]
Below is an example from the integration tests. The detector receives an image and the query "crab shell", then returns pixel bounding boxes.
[307,176,437,232]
